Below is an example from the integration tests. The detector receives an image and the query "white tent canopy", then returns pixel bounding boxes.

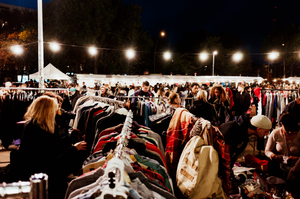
[76,74,264,87]
[29,63,70,80]
[286,77,300,83]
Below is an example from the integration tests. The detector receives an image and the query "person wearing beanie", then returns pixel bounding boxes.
[219,114,272,168]
[69,87,81,109]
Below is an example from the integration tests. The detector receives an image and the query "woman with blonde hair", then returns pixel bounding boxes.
[208,84,230,125]
[42,92,76,136]
[8,96,87,198]
[189,90,219,125]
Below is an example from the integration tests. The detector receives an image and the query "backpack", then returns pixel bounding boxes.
[176,127,228,199]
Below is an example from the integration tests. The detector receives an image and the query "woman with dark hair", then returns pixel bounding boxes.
[265,113,300,166]
[208,84,230,125]
[168,92,181,108]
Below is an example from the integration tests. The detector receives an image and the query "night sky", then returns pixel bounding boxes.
[4,0,300,63]
[0,0,51,9]
[122,0,300,63]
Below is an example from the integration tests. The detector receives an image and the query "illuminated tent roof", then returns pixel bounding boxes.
[29,63,70,80]
[76,74,264,87]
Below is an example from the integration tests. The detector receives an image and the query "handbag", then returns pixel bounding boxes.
[213,127,231,195]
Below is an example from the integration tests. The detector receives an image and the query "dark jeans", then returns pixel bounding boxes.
[287,158,300,195]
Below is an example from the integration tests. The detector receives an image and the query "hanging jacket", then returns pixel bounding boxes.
[165,108,194,178]
[189,99,219,126]
[233,91,250,116]
[208,97,230,125]
[70,90,81,109]
[176,135,228,199]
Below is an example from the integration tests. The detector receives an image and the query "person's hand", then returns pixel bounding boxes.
[271,154,283,163]
[74,141,87,151]
[287,156,299,165]
[57,108,62,115]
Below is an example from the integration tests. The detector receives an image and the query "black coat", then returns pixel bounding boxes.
[208,97,230,125]
[70,90,81,109]
[8,120,79,198]
[189,100,219,125]
[233,91,251,115]
[55,109,76,137]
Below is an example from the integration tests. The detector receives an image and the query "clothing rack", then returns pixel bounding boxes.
[0,173,48,199]
[0,87,69,95]
[260,88,298,115]
[114,110,133,158]
[89,95,127,110]
[99,110,133,199]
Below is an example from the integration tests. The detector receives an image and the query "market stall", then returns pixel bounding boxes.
[29,63,71,81]
[76,74,264,87]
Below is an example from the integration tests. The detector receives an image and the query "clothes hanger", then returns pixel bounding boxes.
[96,158,129,199]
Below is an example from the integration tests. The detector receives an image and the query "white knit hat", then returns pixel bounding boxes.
[250,115,272,130]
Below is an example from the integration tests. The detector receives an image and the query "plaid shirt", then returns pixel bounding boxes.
[165,108,194,178]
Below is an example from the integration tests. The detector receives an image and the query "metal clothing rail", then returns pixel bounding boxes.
[0,173,48,199]
[0,87,68,91]
[0,87,69,95]
[114,110,133,159]
[89,95,127,110]
[99,110,133,199]
[87,88,196,100]
[261,89,298,92]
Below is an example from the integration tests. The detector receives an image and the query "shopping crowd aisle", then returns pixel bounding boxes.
[0,79,300,198]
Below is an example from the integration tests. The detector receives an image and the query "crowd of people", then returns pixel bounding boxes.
[2,78,300,197]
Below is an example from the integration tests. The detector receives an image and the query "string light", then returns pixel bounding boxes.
[88,46,97,55]
[49,42,60,52]
[199,52,208,61]
[5,42,297,59]
[163,51,171,60]
[11,45,23,55]
[233,52,243,62]
[126,49,135,59]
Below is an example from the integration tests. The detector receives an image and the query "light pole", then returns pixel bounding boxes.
[267,52,279,82]
[38,0,44,88]
[199,51,217,76]
[212,51,217,76]
[154,31,165,73]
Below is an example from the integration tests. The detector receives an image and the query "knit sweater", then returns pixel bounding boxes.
[265,128,300,159]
